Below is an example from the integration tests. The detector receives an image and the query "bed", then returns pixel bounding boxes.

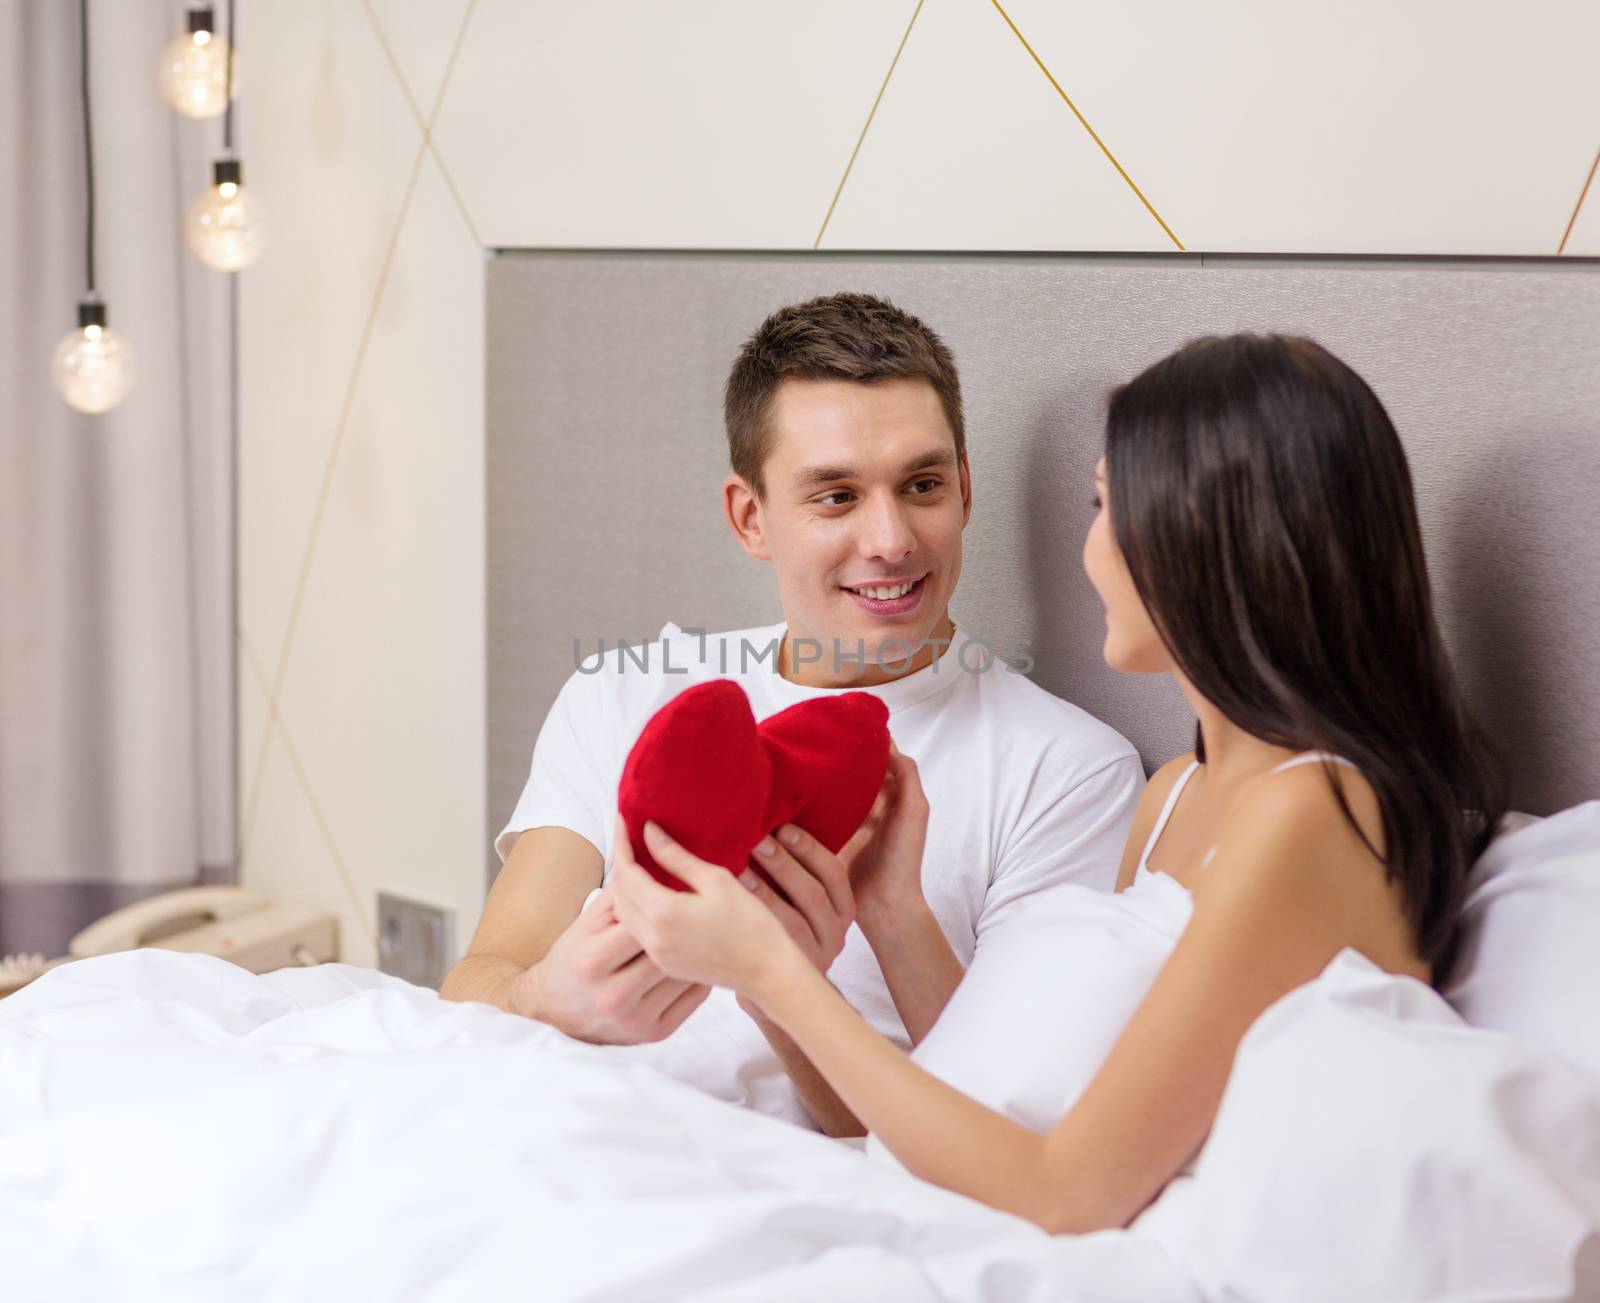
[3,808,1598,1302]
[4,252,1599,1299]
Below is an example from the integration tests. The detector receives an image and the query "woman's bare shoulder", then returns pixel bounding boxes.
[1206,757,1387,895]
[1151,750,1199,786]
[1256,759,1382,845]
[1193,756,1428,980]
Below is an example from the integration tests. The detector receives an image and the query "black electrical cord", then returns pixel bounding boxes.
[223,0,235,152]
[78,0,95,295]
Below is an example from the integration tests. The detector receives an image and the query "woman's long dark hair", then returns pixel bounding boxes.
[1105,333,1506,987]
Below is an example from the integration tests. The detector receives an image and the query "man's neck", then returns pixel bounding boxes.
[778,613,957,688]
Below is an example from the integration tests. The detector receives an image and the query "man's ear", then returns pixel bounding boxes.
[959,451,973,528]
[723,473,772,561]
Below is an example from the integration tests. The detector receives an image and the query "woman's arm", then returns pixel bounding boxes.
[614,768,1393,1233]
[609,817,1055,1214]
[751,943,1059,1216]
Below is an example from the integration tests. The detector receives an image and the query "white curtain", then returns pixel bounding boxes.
[0,0,234,956]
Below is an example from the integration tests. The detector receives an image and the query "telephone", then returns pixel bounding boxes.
[0,886,338,997]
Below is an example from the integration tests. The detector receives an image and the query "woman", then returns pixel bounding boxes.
[607,332,1506,1235]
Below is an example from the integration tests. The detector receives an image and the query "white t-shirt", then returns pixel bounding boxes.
[497,619,1144,1126]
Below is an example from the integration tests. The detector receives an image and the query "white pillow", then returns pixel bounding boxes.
[1445,801,1600,1080]
[1134,949,1600,1303]
[865,870,1192,1169]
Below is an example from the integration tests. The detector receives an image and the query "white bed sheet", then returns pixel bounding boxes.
[0,952,1194,1303]
[2,948,1596,1303]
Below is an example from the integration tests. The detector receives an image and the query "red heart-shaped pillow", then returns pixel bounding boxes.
[617,680,891,890]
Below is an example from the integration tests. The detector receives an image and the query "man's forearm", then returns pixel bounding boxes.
[740,995,866,1138]
[440,952,529,1015]
[743,904,965,1137]
[860,900,966,1046]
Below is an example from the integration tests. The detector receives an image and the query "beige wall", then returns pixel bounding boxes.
[239,0,1600,968]
[238,2,486,966]
[430,0,1600,256]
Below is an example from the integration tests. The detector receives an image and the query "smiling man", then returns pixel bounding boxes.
[736,367,961,686]
[442,292,1143,1136]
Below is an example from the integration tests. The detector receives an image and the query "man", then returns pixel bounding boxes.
[441,291,1143,1137]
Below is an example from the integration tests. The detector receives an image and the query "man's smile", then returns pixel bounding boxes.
[840,574,927,616]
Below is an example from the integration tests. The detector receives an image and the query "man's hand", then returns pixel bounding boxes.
[511,887,711,1044]
[839,743,932,934]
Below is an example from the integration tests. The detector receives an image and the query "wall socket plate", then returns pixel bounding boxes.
[377,892,454,989]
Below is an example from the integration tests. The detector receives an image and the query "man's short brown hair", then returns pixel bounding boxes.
[723,292,965,499]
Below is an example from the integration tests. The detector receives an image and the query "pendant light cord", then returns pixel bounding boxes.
[78,0,95,296]
[223,0,236,153]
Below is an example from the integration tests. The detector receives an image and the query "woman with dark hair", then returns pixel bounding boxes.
[607,332,1508,1234]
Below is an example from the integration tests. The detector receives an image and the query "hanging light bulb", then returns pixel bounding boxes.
[158,5,238,119]
[55,0,135,414]
[52,299,136,415]
[186,159,267,270]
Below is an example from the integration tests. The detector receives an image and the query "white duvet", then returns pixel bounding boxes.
[1,948,1596,1303]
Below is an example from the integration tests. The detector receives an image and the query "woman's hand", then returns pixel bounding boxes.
[839,742,932,933]
[608,813,798,999]
[740,820,856,975]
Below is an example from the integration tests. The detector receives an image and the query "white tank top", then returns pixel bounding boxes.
[1136,751,1360,879]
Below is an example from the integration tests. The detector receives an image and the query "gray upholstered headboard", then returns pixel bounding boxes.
[487,251,1600,881]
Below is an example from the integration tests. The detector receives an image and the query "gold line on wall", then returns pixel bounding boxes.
[236,137,431,865]
[238,634,378,948]
[239,0,484,864]
[1557,142,1600,255]
[814,0,926,249]
[428,143,487,250]
[426,0,480,129]
[424,0,487,249]
[989,0,1184,251]
[360,0,429,134]
[362,0,486,249]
